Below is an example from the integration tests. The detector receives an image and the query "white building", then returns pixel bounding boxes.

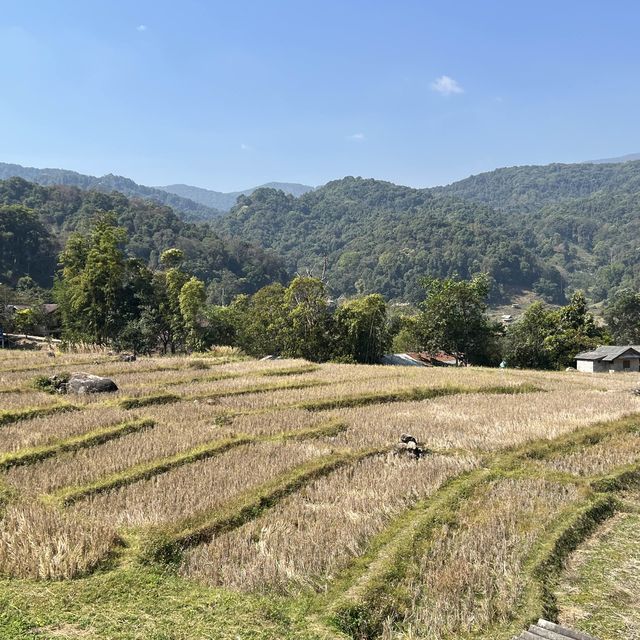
[575,345,640,373]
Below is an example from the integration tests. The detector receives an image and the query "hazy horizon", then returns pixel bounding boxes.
[3,1,640,191]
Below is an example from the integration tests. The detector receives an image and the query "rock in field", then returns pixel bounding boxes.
[68,372,118,394]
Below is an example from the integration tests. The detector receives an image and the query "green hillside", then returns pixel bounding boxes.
[435,160,640,213]
[0,178,288,297]
[218,177,562,302]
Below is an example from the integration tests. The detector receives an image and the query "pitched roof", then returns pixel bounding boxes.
[575,345,640,361]
[380,353,426,367]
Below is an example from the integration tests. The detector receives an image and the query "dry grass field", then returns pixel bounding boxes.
[0,348,639,639]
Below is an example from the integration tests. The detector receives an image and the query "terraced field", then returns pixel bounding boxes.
[1,349,640,639]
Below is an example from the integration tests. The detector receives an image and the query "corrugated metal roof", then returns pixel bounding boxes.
[380,353,426,367]
[575,345,640,361]
[514,618,599,640]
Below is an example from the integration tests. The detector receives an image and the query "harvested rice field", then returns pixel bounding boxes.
[1,349,640,639]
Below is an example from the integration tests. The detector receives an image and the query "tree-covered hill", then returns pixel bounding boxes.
[216,163,640,303]
[219,177,563,302]
[435,160,640,214]
[0,163,221,221]
[158,181,314,213]
[529,189,640,300]
[0,178,288,299]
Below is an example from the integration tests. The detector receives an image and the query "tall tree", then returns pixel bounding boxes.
[503,302,556,369]
[179,276,206,351]
[56,213,128,344]
[543,291,609,368]
[282,277,334,361]
[231,284,288,357]
[334,294,390,363]
[415,274,496,364]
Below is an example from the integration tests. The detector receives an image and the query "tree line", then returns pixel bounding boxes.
[3,213,638,368]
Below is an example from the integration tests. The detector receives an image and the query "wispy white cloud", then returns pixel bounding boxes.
[430,75,464,96]
[136,24,148,32]
[347,132,366,141]
[240,143,252,151]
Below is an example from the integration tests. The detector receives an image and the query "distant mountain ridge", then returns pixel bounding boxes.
[587,152,640,164]
[0,162,222,220]
[0,162,314,218]
[434,160,640,213]
[157,182,315,212]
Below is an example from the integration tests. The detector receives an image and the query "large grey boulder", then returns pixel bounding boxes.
[68,372,118,394]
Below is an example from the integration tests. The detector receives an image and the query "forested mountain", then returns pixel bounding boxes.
[531,189,640,300]
[0,178,288,300]
[219,177,563,302]
[217,163,640,303]
[158,182,314,213]
[5,158,640,306]
[435,160,640,214]
[0,163,221,220]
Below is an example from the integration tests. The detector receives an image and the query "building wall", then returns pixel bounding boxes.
[608,357,640,373]
[576,359,596,373]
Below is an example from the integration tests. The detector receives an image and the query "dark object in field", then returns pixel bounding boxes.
[68,372,118,394]
[119,354,136,362]
[396,433,427,459]
[633,388,640,396]
[513,618,600,639]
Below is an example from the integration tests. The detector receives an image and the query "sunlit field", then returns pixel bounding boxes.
[1,348,640,639]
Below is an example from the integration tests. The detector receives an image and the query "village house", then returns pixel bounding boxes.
[575,345,640,373]
[3,304,61,338]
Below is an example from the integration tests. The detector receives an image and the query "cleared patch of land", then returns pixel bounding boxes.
[0,349,639,639]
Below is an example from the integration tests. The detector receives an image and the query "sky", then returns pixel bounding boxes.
[1,0,640,192]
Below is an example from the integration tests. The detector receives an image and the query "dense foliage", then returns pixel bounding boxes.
[0,178,289,298]
[503,293,611,370]
[228,279,390,363]
[435,160,640,214]
[411,274,499,365]
[219,177,562,303]
[218,162,640,304]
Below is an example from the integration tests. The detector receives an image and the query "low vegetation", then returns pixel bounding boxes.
[0,349,639,639]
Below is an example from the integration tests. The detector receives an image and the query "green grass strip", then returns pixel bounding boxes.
[258,364,320,377]
[138,446,385,565]
[521,414,640,462]
[0,418,155,471]
[190,378,329,401]
[328,466,492,638]
[117,378,328,410]
[162,362,320,386]
[299,385,465,411]
[47,435,253,507]
[119,393,180,409]
[590,460,640,493]
[0,357,112,374]
[299,382,541,412]
[0,403,79,427]
[47,417,348,508]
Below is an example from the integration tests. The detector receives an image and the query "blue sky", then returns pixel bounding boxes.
[1,1,639,191]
